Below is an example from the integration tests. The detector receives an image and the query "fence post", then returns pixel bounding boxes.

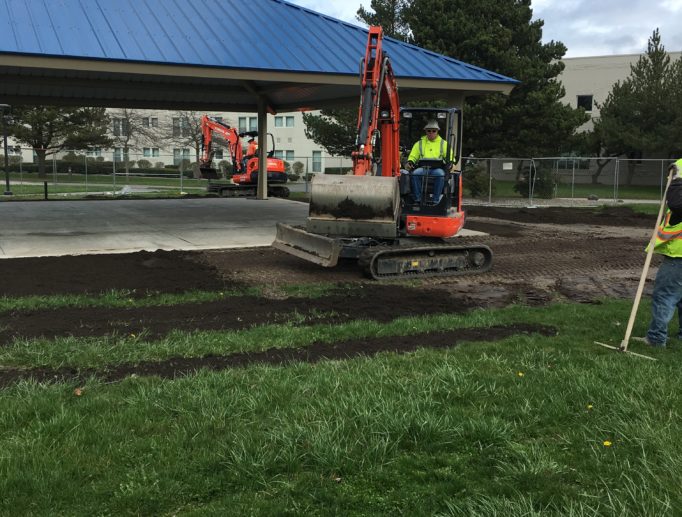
[571,158,576,204]
[487,159,492,205]
[528,159,538,208]
[613,159,619,202]
[84,155,88,194]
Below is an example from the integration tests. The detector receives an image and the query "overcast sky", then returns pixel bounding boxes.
[288,0,682,58]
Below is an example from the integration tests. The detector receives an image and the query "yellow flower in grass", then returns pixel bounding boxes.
[517,371,524,377]
[603,440,613,447]
[587,404,593,410]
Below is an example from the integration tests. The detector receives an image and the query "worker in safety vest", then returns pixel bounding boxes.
[404,120,455,203]
[246,137,258,158]
[243,137,258,171]
[642,158,682,347]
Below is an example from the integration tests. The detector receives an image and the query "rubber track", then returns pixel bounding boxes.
[358,243,493,280]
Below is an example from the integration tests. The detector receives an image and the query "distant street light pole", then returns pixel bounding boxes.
[0,104,12,196]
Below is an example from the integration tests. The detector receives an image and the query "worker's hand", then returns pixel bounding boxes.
[406,161,415,171]
[445,162,454,173]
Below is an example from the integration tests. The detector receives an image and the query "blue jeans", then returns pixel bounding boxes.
[411,168,445,202]
[647,256,682,346]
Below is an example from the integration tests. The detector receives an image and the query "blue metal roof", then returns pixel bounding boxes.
[0,0,518,85]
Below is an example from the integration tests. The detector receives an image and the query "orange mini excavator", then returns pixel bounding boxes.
[198,115,289,197]
[273,26,492,279]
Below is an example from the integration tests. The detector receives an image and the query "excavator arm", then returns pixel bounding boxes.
[199,115,244,178]
[352,26,401,178]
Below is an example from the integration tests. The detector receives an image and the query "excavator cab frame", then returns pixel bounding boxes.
[398,107,466,238]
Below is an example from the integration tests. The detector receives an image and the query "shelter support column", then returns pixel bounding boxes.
[257,97,268,200]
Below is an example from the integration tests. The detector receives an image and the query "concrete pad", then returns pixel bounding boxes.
[0,198,309,258]
[0,197,488,259]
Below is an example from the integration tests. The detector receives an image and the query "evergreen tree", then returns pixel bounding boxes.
[356,0,411,42]
[8,106,111,177]
[302,1,409,157]
[596,29,680,184]
[404,0,588,158]
[302,109,358,157]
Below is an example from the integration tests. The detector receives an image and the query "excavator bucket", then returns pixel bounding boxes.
[273,223,343,267]
[306,174,400,238]
[199,166,219,179]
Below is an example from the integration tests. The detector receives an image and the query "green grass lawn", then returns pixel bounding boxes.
[0,290,680,515]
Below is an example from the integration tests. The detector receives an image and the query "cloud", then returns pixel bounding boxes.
[288,0,682,58]
[532,0,682,56]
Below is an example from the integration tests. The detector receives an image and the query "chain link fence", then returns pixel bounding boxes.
[463,157,671,207]
[0,148,355,199]
[0,148,674,204]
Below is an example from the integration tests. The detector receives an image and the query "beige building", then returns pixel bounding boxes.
[5,108,346,174]
[559,51,682,131]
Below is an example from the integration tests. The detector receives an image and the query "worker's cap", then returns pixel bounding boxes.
[248,137,255,142]
[424,120,440,130]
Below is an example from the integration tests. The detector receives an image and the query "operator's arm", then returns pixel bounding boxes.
[407,140,422,166]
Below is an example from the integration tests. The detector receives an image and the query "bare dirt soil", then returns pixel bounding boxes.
[0,205,657,387]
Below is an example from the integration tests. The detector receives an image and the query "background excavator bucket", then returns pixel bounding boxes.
[198,166,219,180]
[306,174,400,238]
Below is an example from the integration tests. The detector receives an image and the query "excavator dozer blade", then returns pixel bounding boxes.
[307,174,400,239]
[272,223,343,267]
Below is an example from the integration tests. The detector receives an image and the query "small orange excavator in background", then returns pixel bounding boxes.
[273,26,492,279]
[198,115,289,197]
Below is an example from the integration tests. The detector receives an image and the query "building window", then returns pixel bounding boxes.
[214,150,224,160]
[286,150,294,162]
[143,147,151,157]
[172,118,190,137]
[86,148,101,157]
[142,117,159,128]
[173,117,190,137]
[312,151,322,173]
[273,150,284,159]
[249,117,258,132]
[113,147,123,161]
[173,148,190,165]
[112,118,129,137]
[214,116,223,123]
[285,116,294,127]
[274,116,283,127]
[238,117,247,133]
[577,95,593,112]
[152,148,160,157]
